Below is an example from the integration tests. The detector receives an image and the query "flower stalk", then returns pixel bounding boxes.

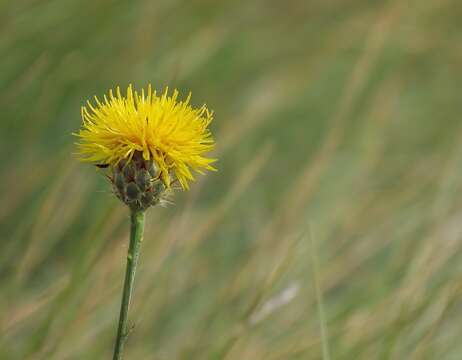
[113,209,145,360]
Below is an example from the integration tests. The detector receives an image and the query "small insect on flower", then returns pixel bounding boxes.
[96,163,110,169]
[75,84,216,211]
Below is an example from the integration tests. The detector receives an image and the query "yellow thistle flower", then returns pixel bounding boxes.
[75,84,216,192]
[75,85,216,358]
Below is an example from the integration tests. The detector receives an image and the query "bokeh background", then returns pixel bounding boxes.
[2,0,462,359]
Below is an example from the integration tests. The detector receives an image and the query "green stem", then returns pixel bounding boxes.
[113,209,145,360]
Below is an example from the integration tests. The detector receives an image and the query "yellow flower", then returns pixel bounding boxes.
[75,84,216,190]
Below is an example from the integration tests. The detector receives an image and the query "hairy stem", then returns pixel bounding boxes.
[113,209,145,360]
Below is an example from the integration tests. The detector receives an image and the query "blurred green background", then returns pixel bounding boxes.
[2,0,462,359]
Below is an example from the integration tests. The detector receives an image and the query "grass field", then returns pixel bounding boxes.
[2,0,462,359]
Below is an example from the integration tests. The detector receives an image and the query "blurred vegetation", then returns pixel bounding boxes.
[1,0,462,359]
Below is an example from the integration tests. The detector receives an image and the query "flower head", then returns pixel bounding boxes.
[75,84,216,191]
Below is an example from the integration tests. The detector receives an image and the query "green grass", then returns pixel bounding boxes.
[1,0,462,358]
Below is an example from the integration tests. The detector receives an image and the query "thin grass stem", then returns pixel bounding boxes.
[309,224,331,360]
